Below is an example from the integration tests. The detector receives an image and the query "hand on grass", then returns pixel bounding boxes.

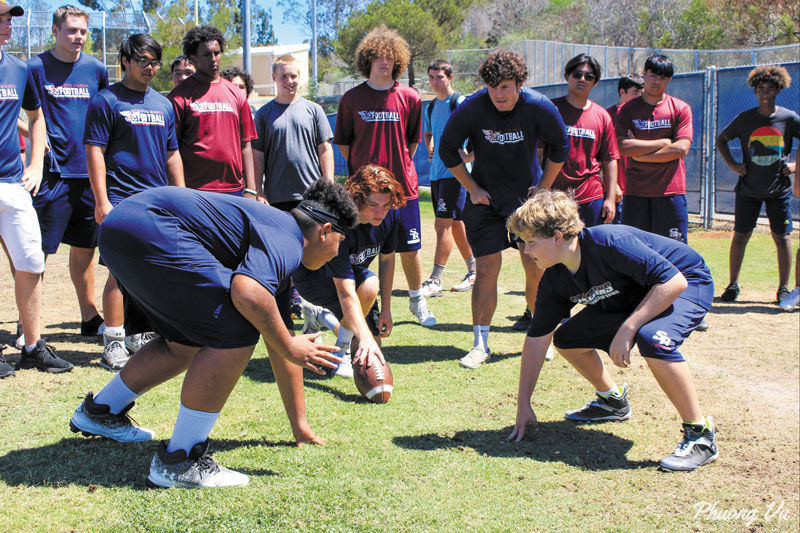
[293,421,326,447]
[288,333,342,374]
[507,403,538,442]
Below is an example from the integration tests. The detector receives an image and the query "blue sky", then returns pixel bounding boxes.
[41,0,309,45]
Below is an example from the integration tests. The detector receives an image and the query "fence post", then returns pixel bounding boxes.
[702,66,717,229]
[26,10,30,59]
[102,11,106,72]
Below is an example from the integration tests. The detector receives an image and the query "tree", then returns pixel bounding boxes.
[278,0,366,41]
[335,0,445,86]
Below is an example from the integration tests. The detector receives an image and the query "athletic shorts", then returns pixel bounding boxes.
[32,171,98,253]
[612,199,624,225]
[0,182,45,274]
[551,297,708,362]
[622,194,688,243]
[461,201,520,257]
[577,198,605,227]
[396,198,422,253]
[293,266,380,336]
[98,205,291,349]
[733,192,793,235]
[431,177,467,220]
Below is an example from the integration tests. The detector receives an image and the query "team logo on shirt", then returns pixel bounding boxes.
[357,110,400,123]
[748,126,783,167]
[482,129,524,145]
[632,118,672,130]
[569,281,619,305]
[566,126,596,140]
[350,245,381,265]
[189,101,235,114]
[44,84,90,99]
[0,85,19,100]
[119,109,166,127]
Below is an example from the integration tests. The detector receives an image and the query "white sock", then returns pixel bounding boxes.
[104,325,125,341]
[409,288,422,300]
[167,403,220,455]
[320,309,340,332]
[94,373,141,414]
[336,326,354,346]
[597,385,622,399]
[473,325,490,352]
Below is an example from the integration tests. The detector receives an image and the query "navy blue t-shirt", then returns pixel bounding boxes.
[528,225,714,337]
[0,53,40,183]
[27,51,108,177]
[84,83,179,203]
[439,87,569,216]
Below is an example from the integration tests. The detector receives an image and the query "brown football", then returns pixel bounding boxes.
[353,355,393,404]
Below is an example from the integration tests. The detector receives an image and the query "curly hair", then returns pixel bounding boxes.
[479,49,528,88]
[221,66,254,98]
[354,25,410,80]
[507,189,584,242]
[345,165,407,210]
[294,180,360,235]
[183,25,226,57]
[747,65,791,91]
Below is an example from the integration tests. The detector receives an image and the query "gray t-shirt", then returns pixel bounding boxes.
[253,97,333,203]
[721,106,800,198]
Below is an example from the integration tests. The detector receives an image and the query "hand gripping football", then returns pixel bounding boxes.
[353,355,393,403]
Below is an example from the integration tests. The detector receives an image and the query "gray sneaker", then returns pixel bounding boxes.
[779,287,800,312]
[565,384,632,422]
[409,296,437,327]
[459,346,490,369]
[301,301,330,344]
[330,342,353,378]
[101,338,130,371]
[660,417,718,472]
[125,332,157,354]
[147,440,249,488]
[70,392,155,442]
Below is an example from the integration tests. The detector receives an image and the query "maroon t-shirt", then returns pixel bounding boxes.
[333,81,421,200]
[19,134,26,153]
[168,76,257,192]
[615,94,692,197]
[549,97,619,204]
[606,102,626,197]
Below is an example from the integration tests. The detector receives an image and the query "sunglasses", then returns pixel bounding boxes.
[570,70,596,82]
[134,57,162,69]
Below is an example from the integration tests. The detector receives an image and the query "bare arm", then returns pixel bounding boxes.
[240,141,257,198]
[21,108,46,195]
[317,141,334,182]
[85,144,112,225]
[424,132,434,162]
[337,144,350,162]
[632,138,691,163]
[17,118,28,138]
[377,252,395,337]
[408,142,418,158]
[715,132,746,176]
[333,277,384,365]
[252,148,270,204]
[507,331,555,442]
[609,272,688,368]
[165,150,185,187]
[448,162,490,205]
[618,136,671,157]
[600,159,618,223]
[536,158,566,190]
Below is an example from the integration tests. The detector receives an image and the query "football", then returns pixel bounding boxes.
[353,355,393,404]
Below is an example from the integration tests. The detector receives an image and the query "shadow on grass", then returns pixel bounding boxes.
[390,320,521,335]
[0,437,280,489]
[393,422,658,471]
[709,301,784,315]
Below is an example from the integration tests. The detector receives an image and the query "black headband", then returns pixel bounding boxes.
[297,202,346,235]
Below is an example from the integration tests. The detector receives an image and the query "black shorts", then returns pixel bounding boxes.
[461,202,520,257]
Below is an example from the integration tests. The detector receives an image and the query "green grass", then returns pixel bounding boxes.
[0,191,797,531]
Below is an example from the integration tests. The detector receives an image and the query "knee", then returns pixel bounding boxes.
[357,276,379,304]
[731,232,751,246]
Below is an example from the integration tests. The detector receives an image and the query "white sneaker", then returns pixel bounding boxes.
[14,323,24,350]
[459,346,490,369]
[125,332,157,353]
[451,272,476,292]
[148,440,248,488]
[331,342,353,378]
[409,296,437,327]
[101,337,129,371]
[69,392,155,442]
[301,301,328,344]
[779,287,800,311]
[545,343,555,361]
[420,279,443,298]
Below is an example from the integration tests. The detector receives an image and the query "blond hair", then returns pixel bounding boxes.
[354,25,410,80]
[272,54,298,74]
[507,189,584,242]
[53,5,88,29]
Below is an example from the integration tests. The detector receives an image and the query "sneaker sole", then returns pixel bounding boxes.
[69,418,155,442]
[659,450,719,472]
[16,362,73,373]
[146,472,249,489]
[565,411,632,422]
[99,360,125,372]
[451,286,473,292]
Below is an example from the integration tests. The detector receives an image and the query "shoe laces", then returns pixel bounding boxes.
[195,452,221,477]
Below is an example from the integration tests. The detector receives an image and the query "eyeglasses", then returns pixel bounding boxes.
[134,57,162,69]
[570,70,596,82]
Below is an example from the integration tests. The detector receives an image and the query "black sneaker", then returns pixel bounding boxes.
[0,349,14,379]
[660,417,719,472]
[720,282,740,302]
[16,339,73,373]
[776,287,791,305]
[565,384,632,422]
[147,440,249,488]
[80,314,105,337]
[511,306,532,331]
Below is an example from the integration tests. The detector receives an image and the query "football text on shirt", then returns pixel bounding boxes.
[350,244,381,265]
[631,118,672,131]
[566,126,596,140]
[44,85,91,99]
[569,281,620,305]
[189,101,235,114]
[119,109,166,127]
[482,129,524,145]
[357,110,400,123]
[0,86,19,100]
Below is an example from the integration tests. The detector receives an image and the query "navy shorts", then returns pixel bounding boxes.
[99,205,289,349]
[577,198,605,227]
[396,198,422,252]
[293,266,380,336]
[32,171,98,253]
[462,201,520,257]
[612,199,624,225]
[622,194,688,243]
[551,297,708,362]
[734,192,793,235]
[431,177,467,220]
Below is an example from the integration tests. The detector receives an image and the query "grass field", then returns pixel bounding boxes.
[0,190,798,532]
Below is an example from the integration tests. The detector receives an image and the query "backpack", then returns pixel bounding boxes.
[427,92,472,153]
